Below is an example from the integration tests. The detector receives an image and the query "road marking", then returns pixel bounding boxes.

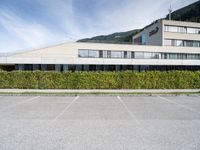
[157,96,200,114]
[52,96,79,122]
[0,96,40,112]
[117,96,140,124]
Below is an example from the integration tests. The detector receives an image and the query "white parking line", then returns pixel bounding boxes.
[117,96,140,124]
[157,96,200,114]
[52,96,79,122]
[0,96,40,112]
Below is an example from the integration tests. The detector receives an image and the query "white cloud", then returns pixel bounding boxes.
[90,0,198,34]
[35,0,85,39]
[0,8,67,52]
[0,0,198,52]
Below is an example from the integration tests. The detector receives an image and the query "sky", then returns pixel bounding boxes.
[0,0,198,52]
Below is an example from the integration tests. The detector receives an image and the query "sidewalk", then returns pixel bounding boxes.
[0,89,199,94]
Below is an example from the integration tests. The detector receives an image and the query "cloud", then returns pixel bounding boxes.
[0,0,198,52]
[0,8,67,50]
[35,0,85,39]
[86,0,198,34]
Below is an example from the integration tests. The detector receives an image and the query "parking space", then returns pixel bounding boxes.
[121,96,200,120]
[0,95,200,150]
[60,96,131,120]
[0,96,34,110]
[0,96,75,120]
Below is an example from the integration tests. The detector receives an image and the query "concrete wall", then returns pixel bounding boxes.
[133,20,163,46]
[0,42,200,66]
[163,20,200,41]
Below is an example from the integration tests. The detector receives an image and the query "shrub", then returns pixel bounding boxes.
[0,71,199,89]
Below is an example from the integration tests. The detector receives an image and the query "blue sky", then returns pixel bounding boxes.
[0,0,198,52]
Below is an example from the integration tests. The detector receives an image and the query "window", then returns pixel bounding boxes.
[99,50,103,58]
[177,40,183,46]
[161,53,168,59]
[192,41,200,47]
[121,51,131,59]
[131,52,135,58]
[127,52,131,59]
[178,27,187,33]
[89,50,99,58]
[141,34,146,45]
[182,54,187,59]
[111,51,122,58]
[144,52,152,59]
[123,51,127,58]
[103,51,107,58]
[169,53,177,59]
[79,50,88,58]
[187,27,200,34]
[135,52,144,59]
[164,39,200,47]
[187,54,196,60]
[171,40,176,46]
[165,26,179,32]
[164,39,172,46]
[177,54,183,59]
[153,53,160,59]
[165,25,200,34]
[78,49,200,60]
[107,51,111,58]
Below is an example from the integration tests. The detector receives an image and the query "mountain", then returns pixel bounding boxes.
[77,29,140,44]
[166,0,200,22]
[77,0,200,44]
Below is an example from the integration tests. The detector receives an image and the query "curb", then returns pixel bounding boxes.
[0,93,199,97]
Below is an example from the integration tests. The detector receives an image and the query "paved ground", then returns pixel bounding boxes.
[0,95,200,150]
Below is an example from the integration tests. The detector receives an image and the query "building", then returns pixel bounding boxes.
[133,19,200,47]
[0,19,200,72]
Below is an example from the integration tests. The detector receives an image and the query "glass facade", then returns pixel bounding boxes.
[164,39,200,47]
[111,51,122,58]
[89,50,99,58]
[78,50,88,58]
[164,25,200,34]
[7,64,200,72]
[78,49,200,60]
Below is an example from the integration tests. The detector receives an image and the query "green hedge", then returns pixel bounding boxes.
[0,71,200,89]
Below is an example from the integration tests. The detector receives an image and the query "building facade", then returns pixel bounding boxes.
[133,19,200,47]
[0,20,200,72]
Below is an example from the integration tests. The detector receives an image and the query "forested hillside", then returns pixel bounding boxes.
[166,0,200,22]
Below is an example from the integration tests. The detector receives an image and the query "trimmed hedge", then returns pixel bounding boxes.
[0,71,200,89]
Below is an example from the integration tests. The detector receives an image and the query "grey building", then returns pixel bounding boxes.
[133,19,200,47]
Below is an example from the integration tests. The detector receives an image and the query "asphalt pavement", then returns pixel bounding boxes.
[0,95,200,150]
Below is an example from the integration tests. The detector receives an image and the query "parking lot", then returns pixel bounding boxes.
[0,95,200,150]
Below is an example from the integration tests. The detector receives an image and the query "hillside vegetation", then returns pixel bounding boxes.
[77,29,140,44]
[77,1,200,44]
[167,0,200,22]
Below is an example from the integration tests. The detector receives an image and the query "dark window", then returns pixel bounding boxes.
[99,50,103,58]
[131,52,135,58]
[124,51,127,58]
[107,51,111,58]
